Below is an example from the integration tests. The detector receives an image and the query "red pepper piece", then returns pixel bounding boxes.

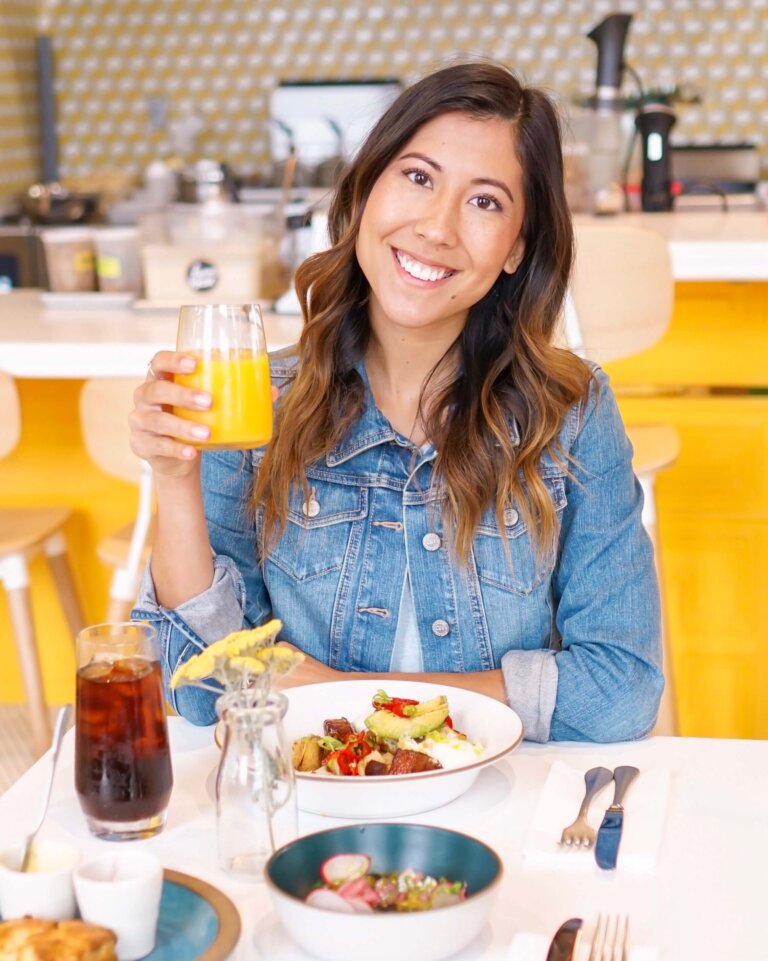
[372,696,419,717]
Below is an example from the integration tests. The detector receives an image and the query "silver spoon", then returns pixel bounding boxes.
[19,704,72,872]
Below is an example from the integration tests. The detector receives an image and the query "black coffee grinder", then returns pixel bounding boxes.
[586,13,633,110]
[635,104,677,211]
[586,12,679,212]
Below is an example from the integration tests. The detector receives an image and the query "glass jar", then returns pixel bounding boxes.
[215,689,297,879]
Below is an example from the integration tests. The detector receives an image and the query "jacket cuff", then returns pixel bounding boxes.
[135,553,246,645]
[500,649,559,743]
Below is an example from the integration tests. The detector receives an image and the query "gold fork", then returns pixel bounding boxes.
[588,914,630,961]
[559,767,613,847]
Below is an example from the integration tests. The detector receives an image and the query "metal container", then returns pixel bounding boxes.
[21,183,100,225]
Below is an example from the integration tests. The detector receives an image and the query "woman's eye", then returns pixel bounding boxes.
[404,167,432,188]
[470,194,502,212]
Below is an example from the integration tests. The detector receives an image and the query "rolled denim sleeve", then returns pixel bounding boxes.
[500,368,663,742]
[500,648,559,742]
[132,448,272,725]
[545,369,663,741]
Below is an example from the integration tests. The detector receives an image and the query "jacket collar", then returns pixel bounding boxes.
[326,362,398,466]
[324,360,521,466]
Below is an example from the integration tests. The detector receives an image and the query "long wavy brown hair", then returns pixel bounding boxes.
[255,61,592,562]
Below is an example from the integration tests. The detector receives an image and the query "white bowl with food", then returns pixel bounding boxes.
[284,680,523,818]
[265,822,502,961]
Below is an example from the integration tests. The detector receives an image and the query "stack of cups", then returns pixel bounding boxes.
[40,228,96,292]
[93,227,143,295]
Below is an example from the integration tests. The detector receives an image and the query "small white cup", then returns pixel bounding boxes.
[74,851,163,961]
[0,839,80,920]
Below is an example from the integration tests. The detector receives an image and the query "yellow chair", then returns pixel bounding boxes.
[0,372,85,754]
[564,223,680,735]
[79,379,154,623]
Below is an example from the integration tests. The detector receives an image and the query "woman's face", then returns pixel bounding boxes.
[355,111,526,343]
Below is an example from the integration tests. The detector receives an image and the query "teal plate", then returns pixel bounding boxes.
[145,869,241,961]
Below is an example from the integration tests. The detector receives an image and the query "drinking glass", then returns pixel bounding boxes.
[172,303,273,450]
[74,622,173,841]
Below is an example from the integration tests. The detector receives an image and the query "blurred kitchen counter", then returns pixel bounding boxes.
[574,209,768,281]
[2,211,768,377]
[0,289,303,377]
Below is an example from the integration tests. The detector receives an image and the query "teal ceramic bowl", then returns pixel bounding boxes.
[265,823,502,961]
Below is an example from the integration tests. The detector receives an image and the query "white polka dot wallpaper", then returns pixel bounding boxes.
[1,0,767,200]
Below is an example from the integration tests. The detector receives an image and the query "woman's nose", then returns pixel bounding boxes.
[414,196,459,247]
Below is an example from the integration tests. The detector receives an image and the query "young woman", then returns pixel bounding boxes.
[130,61,663,742]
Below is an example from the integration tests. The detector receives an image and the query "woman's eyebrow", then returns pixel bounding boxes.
[397,152,514,203]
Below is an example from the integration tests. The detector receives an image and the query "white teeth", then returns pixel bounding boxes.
[395,250,453,282]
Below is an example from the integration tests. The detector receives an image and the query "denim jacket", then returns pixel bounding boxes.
[134,357,663,742]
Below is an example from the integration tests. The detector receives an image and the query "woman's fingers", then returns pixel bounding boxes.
[129,351,212,473]
[145,350,197,382]
[130,427,200,463]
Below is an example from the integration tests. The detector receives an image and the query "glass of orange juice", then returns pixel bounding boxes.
[173,303,272,449]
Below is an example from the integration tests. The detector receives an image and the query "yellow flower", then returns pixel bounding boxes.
[170,647,217,688]
[228,656,267,675]
[255,646,305,674]
[169,619,299,694]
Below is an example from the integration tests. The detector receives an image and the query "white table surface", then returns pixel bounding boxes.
[1,210,768,379]
[0,721,764,960]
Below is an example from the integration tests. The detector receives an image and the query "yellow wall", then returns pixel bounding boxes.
[608,281,768,739]
[0,379,137,703]
[0,0,41,199]
[42,0,768,185]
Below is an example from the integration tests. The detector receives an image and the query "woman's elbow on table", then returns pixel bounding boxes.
[551,662,665,743]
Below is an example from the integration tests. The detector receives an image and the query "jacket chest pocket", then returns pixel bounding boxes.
[472,476,566,596]
[266,482,369,583]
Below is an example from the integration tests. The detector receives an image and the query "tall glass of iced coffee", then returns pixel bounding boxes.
[75,622,173,840]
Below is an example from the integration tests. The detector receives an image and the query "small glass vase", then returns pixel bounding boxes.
[215,688,297,880]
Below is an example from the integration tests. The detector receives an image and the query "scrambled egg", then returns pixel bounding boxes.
[399,725,485,770]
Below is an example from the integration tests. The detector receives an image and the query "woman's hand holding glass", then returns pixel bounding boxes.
[129,350,213,478]
[130,303,273,476]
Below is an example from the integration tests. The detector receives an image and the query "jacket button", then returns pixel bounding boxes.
[422,532,441,551]
[431,619,450,637]
[503,507,519,526]
[302,498,320,517]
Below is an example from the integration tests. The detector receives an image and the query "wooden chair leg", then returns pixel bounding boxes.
[45,533,87,640]
[3,573,52,756]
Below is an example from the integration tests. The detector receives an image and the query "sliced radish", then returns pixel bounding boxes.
[320,852,371,886]
[338,875,378,905]
[304,888,356,913]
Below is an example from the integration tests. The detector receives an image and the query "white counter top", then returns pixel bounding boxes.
[0,290,303,378]
[575,210,768,281]
[1,211,767,378]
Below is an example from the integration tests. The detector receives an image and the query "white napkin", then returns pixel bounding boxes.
[521,761,671,874]
[507,932,658,961]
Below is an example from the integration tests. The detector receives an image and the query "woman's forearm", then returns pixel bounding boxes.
[150,469,214,609]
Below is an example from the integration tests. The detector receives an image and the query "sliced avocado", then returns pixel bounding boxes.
[406,694,448,717]
[364,701,449,740]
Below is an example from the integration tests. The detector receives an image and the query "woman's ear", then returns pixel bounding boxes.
[502,237,526,275]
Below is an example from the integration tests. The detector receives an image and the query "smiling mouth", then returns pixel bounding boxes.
[393,248,456,283]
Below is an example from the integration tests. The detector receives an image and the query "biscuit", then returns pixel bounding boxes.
[0,918,117,961]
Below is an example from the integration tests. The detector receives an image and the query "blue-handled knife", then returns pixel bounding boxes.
[594,765,639,870]
[545,918,583,961]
